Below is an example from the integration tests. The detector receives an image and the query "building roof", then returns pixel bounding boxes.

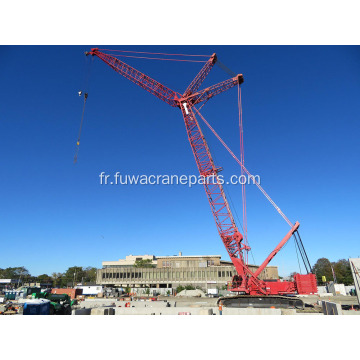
[156,255,221,259]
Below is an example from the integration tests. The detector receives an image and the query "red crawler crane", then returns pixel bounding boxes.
[85,48,317,308]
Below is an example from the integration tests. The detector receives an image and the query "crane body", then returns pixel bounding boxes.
[85,48,317,306]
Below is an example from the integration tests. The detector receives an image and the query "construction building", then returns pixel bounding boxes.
[97,252,278,291]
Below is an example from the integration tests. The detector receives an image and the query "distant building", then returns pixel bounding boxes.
[0,279,20,292]
[97,252,278,291]
[75,285,103,296]
[102,254,156,268]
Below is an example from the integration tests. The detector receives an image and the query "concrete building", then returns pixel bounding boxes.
[102,254,156,268]
[97,253,278,291]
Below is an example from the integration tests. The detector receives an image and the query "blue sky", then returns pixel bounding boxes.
[0,46,359,276]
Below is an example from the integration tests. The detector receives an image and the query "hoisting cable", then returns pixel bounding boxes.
[104,53,207,63]
[74,55,93,163]
[193,106,294,228]
[97,49,212,57]
[238,83,248,251]
[294,236,303,274]
[216,59,237,77]
[74,92,88,163]
[295,231,312,271]
[293,231,312,273]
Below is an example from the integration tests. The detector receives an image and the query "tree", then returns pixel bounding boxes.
[0,267,31,283]
[176,285,185,294]
[62,266,87,287]
[52,272,63,287]
[312,258,354,285]
[36,274,52,284]
[185,285,195,290]
[134,259,155,268]
[83,267,97,283]
[313,258,333,284]
[145,287,150,295]
[333,259,353,285]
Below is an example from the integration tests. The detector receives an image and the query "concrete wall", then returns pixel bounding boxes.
[80,299,170,309]
[113,307,281,315]
[317,286,327,294]
[222,308,281,315]
[320,300,342,315]
[72,308,91,315]
[349,258,360,305]
[327,282,347,296]
[91,307,116,315]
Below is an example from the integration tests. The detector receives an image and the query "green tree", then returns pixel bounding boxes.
[36,274,53,284]
[62,266,87,287]
[176,285,185,293]
[185,285,195,290]
[52,272,63,287]
[333,259,353,285]
[313,258,354,285]
[0,267,31,284]
[125,286,131,294]
[145,287,150,295]
[83,267,97,283]
[313,258,333,284]
[134,259,155,268]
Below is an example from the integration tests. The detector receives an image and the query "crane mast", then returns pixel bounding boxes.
[86,48,315,297]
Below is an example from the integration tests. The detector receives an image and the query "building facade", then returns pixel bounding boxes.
[97,253,278,291]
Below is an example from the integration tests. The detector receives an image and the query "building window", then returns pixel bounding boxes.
[218,271,221,278]
[102,273,105,279]
[207,260,215,266]
[222,271,225,277]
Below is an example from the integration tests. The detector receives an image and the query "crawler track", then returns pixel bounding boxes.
[217,295,304,309]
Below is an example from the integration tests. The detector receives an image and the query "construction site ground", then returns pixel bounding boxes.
[69,294,360,315]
